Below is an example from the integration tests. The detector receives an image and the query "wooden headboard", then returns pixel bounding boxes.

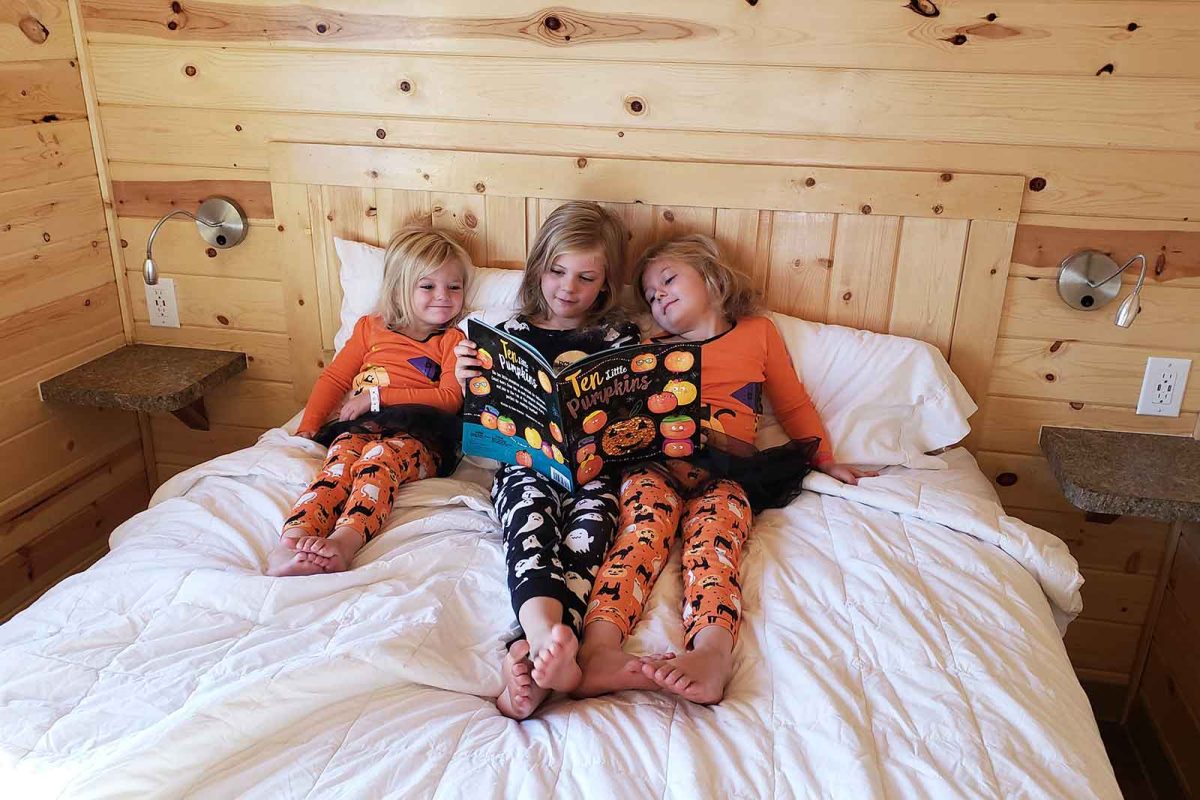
[267,143,1022,431]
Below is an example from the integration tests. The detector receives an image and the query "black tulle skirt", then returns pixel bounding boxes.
[626,436,822,514]
[312,405,462,478]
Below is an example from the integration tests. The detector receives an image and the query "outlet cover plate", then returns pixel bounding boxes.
[145,277,180,328]
[1136,356,1191,416]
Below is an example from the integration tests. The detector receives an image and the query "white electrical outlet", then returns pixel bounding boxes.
[145,277,180,328]
[1136,356,1190,416]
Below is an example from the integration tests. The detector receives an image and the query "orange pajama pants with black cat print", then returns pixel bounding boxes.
[584,462,753,647]
[281,432,436,543]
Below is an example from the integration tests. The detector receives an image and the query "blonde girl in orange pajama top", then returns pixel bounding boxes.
[575,235,876,704]
[266,226,471,577]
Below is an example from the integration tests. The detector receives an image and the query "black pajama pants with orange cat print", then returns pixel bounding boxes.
[585,461,753,647]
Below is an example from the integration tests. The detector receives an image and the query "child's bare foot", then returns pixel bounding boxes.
[496,640,549,720]
[529,624,583,693]
[642,634,734,705]
[266,536,327,576]
[574,641,675,697]
[297,528,363,573]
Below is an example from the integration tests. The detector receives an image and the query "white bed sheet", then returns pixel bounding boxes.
[0,428,1118,799]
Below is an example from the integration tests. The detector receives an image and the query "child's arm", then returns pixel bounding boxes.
[378,328,465,414]
[296,318,370,436]
[760,319,877,484]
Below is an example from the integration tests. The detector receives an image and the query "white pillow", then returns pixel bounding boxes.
[755,312,977,469]
[331,237,522,352]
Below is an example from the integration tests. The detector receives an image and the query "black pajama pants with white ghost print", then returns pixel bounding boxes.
[492,464,619,639]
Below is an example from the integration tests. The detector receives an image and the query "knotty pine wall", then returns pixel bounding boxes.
[73,0,1198,723]
[0,1,148,618]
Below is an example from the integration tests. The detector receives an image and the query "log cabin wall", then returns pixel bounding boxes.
[0,1,148,618]
[73,0,1199,759]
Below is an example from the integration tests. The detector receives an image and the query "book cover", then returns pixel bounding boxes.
[462,319,703,490]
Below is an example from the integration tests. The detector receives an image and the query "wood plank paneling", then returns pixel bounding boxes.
[764,211,835,322]
[0,120,97,193]
[0,233,113,319]
[1064,618,1141,675]
[79,1,1200,80]
[1000,277,1200,350]
[977,397,1197,456]
[826,214,900,333]
[88,45,1200,151]
[149,416,263,466]
[0,175,105,254]
[96,105,1200,222]
[125,271,286,332]
[976,451,1076,513]
[989,338,1200,412]
[116,217,283,281]
[888,218,969,356]
[1,1,76,63]
[0,283,124,382]
[0,58,85,126]
[205,378,298,429]
[1012,217,1200,286]
[1078,569,1155,625]
[1139,645,1200,797]
[1010,507,1167,576]
[131,324,292,382]
[112,177,273,220]
[270,144,1022,222]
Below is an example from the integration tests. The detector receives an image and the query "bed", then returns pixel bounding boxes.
[0,146,1120,798]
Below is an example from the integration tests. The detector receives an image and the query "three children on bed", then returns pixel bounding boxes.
[274,202,873,718]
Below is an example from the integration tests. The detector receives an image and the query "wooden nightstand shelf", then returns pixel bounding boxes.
[1039,426,1200,724]
[39,344,248,431]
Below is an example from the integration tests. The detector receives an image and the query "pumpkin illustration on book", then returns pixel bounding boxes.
[548,421,563,443]
[576,439,596,463]
[476,348,493,370]
[515,450,534,468]
[664,350,695,373]
[524,427,543,449]
[480,405,499,429]
[601,415,656,455]
[630,352,657,373]
[468,376,491,396]
[497,416,517,436]
[582,410,607,434]
[577,453,603,484]
[537,370,553,393]
[663,378,697,406]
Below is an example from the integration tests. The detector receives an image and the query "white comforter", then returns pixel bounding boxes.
[0,430,1119,799]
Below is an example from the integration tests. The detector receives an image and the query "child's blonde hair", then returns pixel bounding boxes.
[634,234,761,321]
[378,225,473,330]
[518,201,627,326]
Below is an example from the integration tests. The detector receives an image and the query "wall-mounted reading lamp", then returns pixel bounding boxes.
[1056,249,1148,328]
[143,197,248,285]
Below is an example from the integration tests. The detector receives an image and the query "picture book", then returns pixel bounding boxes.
[462,319,703,489]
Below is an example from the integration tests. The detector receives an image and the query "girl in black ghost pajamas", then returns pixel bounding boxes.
[454,201,638,719]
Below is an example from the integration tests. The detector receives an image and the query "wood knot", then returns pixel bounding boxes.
[940,172,953,182]
[842,291,853,301]
[617,131,624,138]
[989,268,997,275]
[1049,340,1064,353]
[932,204,944,215]
[234,124,242,131]
[804,177,816,187]
[905,0,939,17]
[464,212,479,229]
[184,65,197,77]
[66,439,75,452]
[376,128,386,139]
[996,472,1017,487]
[172,1,182,12]
[365,206,377,217]
[315,22,329,34]
[277,224,285,232]
[217,314,230,325]
[860,204,872,214]
[662,210,675,223]
[986,13,997,22]
[1155,252,1166,275]
[297,299,304,306]
[206,247,217,257]
[792,259,802,268]
[543,15,562,31]
[368,170,379,179]
[474,182,486,193]
[625,96,646,115]
[398,79,413,93]
[167,20,178,31]
[946,33,968,45]
[746,0,759,5]
[120,238,128,248]
[1069,401,1085,410]
[1127,22,1138,32]
[1028,176,1047,191]
[18,16,50,44]
[577,157,588,168]
[1096,63,1114,76]
[819,258,833,269]
[1044,373,1056,382]
[42,232,51,242]
[83,299,91,307]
